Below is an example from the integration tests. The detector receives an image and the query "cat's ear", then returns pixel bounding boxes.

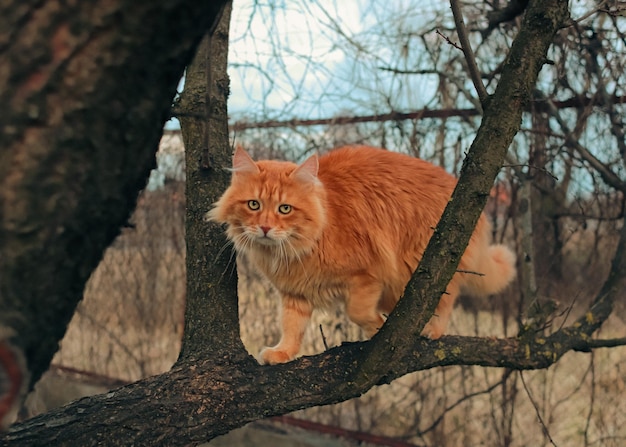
[291,154,320,185]
[232,146,259,175]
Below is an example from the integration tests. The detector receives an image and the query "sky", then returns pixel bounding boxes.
[165,0,447,130]
[226,0,447,122]
[166,1,366,130]
[226,0,369,121]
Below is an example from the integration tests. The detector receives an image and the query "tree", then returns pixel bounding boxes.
[0,0,230,431]
[1,0,625,445]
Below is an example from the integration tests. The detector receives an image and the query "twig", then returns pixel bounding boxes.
[456,269,485,277]
[419,373,509,435]
[583,352,596,447]
[449,0,489,105]
[556,295,577,332]
[520,371,558,447]
[435,29,462,50]
[75,308,142,368]
[570,0,609,24]
[574,337,626,351]
[502,164,559,181]
[319,324,329,350]
[484,0,529,36]
[536,91,626,194]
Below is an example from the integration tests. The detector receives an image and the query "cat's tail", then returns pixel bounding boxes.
[463,244,517,297]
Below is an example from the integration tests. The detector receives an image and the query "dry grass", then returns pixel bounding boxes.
[53,182,186,383]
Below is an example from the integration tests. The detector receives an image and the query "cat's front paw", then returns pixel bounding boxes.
[258,347,294,365]
[421,319,445,340]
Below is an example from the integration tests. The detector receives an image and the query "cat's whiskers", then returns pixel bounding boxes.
[214,239,234,261]
[208,229,241,281]
[236,231,255,255]
[285,238,309,280]
[217,228,244,260]
[276,239,289,272]
[215,239,239,279]
[227,227,246,251]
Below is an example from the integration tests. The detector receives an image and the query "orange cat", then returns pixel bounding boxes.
[208,145,516,364]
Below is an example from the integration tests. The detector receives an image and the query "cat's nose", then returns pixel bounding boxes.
[260,225,271,235]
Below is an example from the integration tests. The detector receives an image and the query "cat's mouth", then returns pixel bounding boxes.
[254,236,278,246]
[238,227,293,249]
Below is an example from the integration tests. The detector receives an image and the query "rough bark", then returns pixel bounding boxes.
[0,0,229,400]
[3,1,624,446]
[175,1,246,360]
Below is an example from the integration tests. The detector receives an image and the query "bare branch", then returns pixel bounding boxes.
[273,415,422,447]
[520,371,558,447]
[450,0,489,104]
[484,0,529,36]
[419,372,511,435]
[574,337,626,351]
[230,94,626,131]
[570,0,610,24]
[539,91,626,194]
[518,179,539,309]
[436,29,463,51]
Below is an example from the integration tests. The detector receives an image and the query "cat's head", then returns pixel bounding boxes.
[207,147,326,257]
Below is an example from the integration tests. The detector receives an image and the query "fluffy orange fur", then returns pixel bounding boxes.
[208,145,516,364]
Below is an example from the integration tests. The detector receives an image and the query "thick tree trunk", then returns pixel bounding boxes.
[0,0,229,414]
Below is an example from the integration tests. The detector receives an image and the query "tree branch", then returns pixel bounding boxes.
[484,0,530,36]
[228,94,626,131]
[574,338,626,351]
[3,322,623,446]
[177,1,242,359]
[539,91,626,194]
[450,0,489,104]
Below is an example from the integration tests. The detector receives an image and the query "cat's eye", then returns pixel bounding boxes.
[248,200,261,211]
[278,204,292,215]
